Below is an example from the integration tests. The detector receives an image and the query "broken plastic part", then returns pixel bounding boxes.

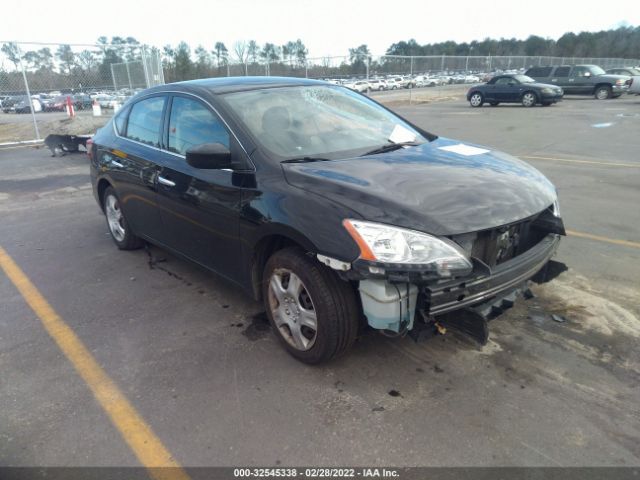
[359,279,418,332]
[316,254,351,271]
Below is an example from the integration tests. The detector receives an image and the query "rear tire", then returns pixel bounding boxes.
[263,247,359,364]
[103,187,144,250]
[595,86,612,100]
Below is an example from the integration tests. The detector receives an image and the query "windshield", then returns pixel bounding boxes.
[590,66,606,75]
[514,75,535,83]
[221,85,428,160]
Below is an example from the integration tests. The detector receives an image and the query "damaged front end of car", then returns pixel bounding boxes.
[319,203,566,345]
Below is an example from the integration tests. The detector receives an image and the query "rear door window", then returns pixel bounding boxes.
[494,77,513,85]
[167,96,230,156]
[554,67,571,77]
[125,96,165,147]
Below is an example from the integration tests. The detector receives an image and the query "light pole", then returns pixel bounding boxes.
[465,47,474,73]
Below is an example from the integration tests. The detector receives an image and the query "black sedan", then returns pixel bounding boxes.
[89,77,564,363]
[467,74,563,107]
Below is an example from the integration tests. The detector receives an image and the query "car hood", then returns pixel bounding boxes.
[282,137,557,236]
[596,74,630,81]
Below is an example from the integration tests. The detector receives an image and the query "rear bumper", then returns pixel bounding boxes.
[423,233,560,316]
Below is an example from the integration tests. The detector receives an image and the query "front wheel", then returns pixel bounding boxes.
[263,248,359,364]
[469,92,484,107]
[521,92,537,107]
[103,187,144,250]
[595,86,612,100]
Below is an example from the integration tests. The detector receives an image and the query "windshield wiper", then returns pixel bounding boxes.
[363,141,421,156]
[281,156,331,164]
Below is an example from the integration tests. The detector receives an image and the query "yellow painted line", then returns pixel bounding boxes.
[0,246,190,480]
[521,155,639,168]
[567,230,640,249]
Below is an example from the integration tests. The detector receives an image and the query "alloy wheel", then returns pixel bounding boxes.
[105,194,126,242]
[267,268,317,351]
[522,93,536,107]
[470,93,482,107]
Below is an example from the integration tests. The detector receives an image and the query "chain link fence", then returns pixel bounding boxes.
[2,41,639,143]
[0,41,163,144]
[174,55,640,81]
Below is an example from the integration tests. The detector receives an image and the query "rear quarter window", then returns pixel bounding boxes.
[113,105,131,135]
[526,67,553,77]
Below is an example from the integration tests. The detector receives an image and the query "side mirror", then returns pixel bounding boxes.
[583,72,591,77]
[186,143,232,169]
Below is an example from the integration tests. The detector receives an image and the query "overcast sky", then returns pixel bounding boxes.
[6,0,638,58]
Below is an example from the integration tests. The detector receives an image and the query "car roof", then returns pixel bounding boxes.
[143,76,328,96]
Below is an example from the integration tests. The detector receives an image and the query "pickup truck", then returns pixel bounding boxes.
[525,64,630,99]
[607,67,640,95]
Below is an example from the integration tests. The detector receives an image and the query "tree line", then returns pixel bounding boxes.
[1,26,638,92]
[386,26,640,58]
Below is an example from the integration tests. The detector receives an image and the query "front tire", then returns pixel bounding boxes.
[469,92,484,107]
[103,187,144,250]
[521,91,537,107]
[263,248,359,364]
[595,86,612,100]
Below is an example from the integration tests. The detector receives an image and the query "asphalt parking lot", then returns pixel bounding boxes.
[1,95,639,469]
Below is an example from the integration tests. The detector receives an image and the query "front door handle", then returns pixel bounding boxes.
[158,176,176,187]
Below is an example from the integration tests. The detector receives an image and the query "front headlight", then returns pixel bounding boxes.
[343,219,473,276]
[552,198,561,217]
[541,87,554,94]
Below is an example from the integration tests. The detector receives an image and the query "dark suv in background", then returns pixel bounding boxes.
[525,65,630,99]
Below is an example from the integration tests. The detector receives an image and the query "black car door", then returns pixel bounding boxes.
[103,95,166,241]
[154,94,247,282]
[492,77,516,101]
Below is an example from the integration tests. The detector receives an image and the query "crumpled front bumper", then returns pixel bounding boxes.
[423,233,560,316]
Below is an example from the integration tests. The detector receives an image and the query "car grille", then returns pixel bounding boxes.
[453,216,550,268]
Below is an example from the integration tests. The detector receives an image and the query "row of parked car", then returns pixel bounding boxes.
[328,72,484,92]
[465,64,640,107]
[0,89,141,114]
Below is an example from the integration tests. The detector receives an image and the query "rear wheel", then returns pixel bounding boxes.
[263,248,359,364]
[595,86,612,100]
[103,187,144,250]
[521,91,537,107]
[469,92,484,107]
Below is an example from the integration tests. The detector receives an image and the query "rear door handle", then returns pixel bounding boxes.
[158,176,176,187]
